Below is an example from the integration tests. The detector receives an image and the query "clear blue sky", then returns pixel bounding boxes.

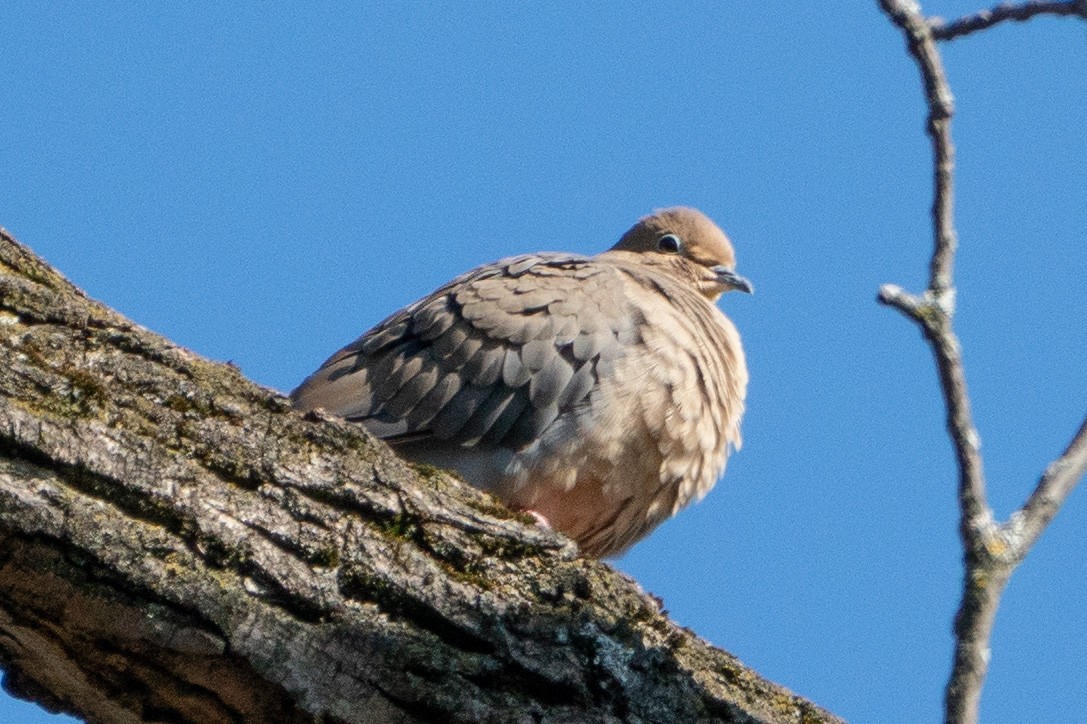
[2,3,1084,722]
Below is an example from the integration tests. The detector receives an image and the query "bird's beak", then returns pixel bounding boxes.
[712,266,754,295]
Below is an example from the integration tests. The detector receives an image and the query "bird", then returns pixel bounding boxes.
[291,207,751,557]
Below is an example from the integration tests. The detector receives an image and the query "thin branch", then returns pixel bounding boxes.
[877,285,986,526]
[876,288,989,531]
[946,419,1087,724]
[876,283,922,319]
[1015,417,1087,551]
[930,1,1087,41]
[879,0,959,296]
[877,2,1087,723]
[945,556,1012,724]
[878,0,987,523]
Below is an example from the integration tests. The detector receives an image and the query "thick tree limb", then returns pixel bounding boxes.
[877,3,1087,723]
[0,226,840,723]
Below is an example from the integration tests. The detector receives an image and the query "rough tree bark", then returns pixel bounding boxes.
[0,228,840,723]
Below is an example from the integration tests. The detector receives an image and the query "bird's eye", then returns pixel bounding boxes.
[657,234,682,253]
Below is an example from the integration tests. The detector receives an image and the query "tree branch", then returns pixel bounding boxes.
[879,0,959,296]
[0,226,840,723]
[1016,417,1087,552]
[877,2,1087,723]
[929,1,1087,41]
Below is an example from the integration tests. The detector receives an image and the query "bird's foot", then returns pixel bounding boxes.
[520,509,552,530]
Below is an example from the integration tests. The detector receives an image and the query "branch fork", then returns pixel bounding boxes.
[877,2,1087,722]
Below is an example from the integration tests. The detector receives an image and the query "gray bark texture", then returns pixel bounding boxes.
[0,227,840,724]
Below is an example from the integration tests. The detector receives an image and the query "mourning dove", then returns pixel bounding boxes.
[291,207,751,557]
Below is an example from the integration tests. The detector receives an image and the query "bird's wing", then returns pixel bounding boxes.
[289,253,639,450]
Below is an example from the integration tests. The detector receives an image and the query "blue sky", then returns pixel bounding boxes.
[2,3,1085,722]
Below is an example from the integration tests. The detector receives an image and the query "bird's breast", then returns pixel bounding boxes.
[494,278,747,556]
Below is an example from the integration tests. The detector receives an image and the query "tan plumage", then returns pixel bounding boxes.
[291,207,751,557]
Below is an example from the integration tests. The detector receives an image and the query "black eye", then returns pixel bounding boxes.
[657,234,682,253]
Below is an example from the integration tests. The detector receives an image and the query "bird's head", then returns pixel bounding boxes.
[610,207,754,301]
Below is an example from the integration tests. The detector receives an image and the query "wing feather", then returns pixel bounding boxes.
[289,253,634,452]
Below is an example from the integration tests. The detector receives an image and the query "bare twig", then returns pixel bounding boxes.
[1016,418,1087,550]
[878,0,987,524]
[877,2,1087,723]
[930,1,1087,41]
[879,2,959,296]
